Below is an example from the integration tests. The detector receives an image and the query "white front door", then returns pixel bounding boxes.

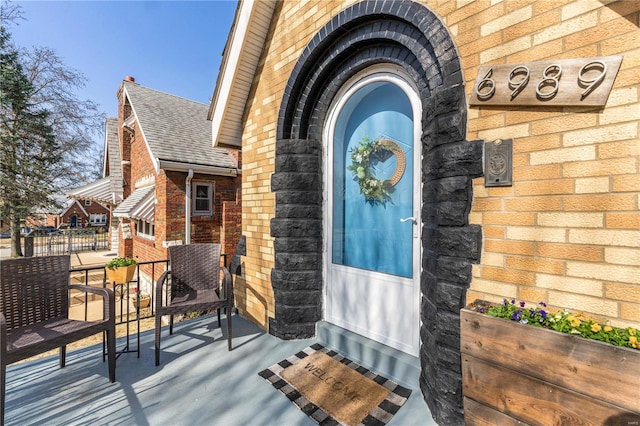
[325,68,421,356]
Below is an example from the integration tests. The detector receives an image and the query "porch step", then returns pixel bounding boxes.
[316,321,421,389]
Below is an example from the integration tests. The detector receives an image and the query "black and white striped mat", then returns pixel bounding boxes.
[259,343,412,426]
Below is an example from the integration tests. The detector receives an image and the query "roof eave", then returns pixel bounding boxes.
[158,160,238,177]
[208,0,276,148]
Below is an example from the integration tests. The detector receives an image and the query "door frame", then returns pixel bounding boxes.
[323,64,423,355]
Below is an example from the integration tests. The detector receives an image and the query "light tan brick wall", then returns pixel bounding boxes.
[238,0,640,330]
[450,0,640,328]
[239,1,355,328]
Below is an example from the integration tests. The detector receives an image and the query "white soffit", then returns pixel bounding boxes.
[209,0,276,148]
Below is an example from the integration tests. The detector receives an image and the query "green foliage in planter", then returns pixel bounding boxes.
[479,299,638,350]
[105,257,137,270]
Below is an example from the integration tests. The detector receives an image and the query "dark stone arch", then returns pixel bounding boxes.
[271,1,483,424]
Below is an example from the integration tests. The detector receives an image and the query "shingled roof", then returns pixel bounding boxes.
[122,80,237,173]
[104,117,123,202]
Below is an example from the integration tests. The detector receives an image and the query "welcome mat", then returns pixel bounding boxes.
[258,343,412,426]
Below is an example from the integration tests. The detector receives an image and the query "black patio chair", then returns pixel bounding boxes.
[1,255,116,424]
[155,243,233,366]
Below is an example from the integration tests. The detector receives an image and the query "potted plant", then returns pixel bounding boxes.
[461,299,639,424]
[104,257,137,284]
[130,288,151,309]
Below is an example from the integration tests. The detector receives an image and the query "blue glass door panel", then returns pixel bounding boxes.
[332,82,413,278]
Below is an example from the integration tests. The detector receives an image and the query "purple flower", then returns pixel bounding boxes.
[540,310,547,319]
[520,301,526,308]
[503,298,508,306]
[511,310,522,321]
[478,307,485,313]
[539,301,547,307]
[511,299,516,305]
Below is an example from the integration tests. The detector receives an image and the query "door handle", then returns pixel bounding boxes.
[400,216,417,224]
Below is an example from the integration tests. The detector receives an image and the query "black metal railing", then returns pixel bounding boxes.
[68,254,228,326]
[26,228,109,257]
[69,259,169,325]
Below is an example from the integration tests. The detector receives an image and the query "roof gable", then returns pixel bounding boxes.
[208,0,277,148]
[123,81,237,173]
[60,199,88,217]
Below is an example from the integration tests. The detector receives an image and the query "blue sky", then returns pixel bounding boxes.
[10,0,237,146]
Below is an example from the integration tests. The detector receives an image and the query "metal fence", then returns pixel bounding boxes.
[70,259,169,325]
[25,228,109,257]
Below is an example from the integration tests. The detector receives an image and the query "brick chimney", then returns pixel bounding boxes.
[124,76,135,83]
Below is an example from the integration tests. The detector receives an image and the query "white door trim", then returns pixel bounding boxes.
[323,65,423,355]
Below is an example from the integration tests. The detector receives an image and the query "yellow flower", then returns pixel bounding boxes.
[630,336,638,349]
[567,315,581,328]
[629,328,637,336]
[604,325,613,332]
[591,323,602,333]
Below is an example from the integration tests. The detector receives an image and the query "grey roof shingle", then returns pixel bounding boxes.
[123,81,236,170]
[105,117,123,201]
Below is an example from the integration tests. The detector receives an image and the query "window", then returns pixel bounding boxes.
[136,220,154,239]
[193,182,214,216]
[84,200,92,206]
[90,214,107,225]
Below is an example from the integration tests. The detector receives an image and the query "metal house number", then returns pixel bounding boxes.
[470,56,622,107]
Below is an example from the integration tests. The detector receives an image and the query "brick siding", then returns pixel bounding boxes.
[449,0,640,329]
[115,83,242,272]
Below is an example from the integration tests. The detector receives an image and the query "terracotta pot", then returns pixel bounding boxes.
[460,303,640,425]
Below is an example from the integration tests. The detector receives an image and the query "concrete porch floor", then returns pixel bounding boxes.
[5,313,436,426]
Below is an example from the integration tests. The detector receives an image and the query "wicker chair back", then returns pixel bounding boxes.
[0,255,70,331]
[169,243,221,296]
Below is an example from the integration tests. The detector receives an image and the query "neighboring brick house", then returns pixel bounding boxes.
[20,198,107,230]
[208,1,639,424]
[59,199,109,228]
[69,78,242,281]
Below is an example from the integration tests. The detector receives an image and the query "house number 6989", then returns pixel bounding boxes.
[475,60,607,101]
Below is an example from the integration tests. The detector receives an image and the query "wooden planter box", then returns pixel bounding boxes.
[460,303,640,425]
[105,264,136,284]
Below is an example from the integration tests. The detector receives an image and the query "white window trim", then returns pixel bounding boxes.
[192,182,214,216]
[85,200,92,206]
[136,220,155,240]
[90,213,107,225]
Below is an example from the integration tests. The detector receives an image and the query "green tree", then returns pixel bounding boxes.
[0,3,103,256]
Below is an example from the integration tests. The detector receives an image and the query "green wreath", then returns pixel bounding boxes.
[347,137,406,204]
